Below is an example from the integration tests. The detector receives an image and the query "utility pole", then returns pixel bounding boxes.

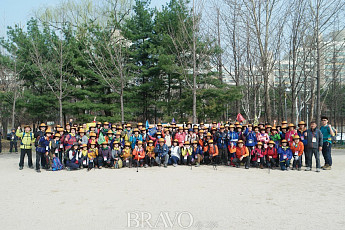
[217,8,222,82]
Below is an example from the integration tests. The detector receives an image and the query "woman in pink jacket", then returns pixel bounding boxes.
[257,128,270,149]
[285,123,298,145]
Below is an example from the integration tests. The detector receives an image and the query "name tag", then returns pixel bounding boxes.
[184,155,187,160]
[195,155,198,159]
[294,151,298,156]
[248,139,253,144]
[312,137,316,143]
[83,160,86,165]
[283,155,287,159]
[90,159,94,163]
[60,144,63,148]
[232,139,238,142]
[55,149,58,154]
[257,158,260,163]
[301,136,304,140]
[287,138,290,142]
[104,156,107,161]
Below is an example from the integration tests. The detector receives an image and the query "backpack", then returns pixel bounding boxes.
[52,157,64,171]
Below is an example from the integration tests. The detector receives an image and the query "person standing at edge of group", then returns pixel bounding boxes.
[305,121,323,172]
[9,128,18,153]
[16,125,35,170]
[35,123,47,169]
[320,116,335,170]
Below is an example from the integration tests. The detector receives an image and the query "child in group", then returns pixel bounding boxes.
[66,142,80,170]
[257,128,270,149]
[286,123,298,145]
[99,141,112,169]
[181,141,193,165]
[78,129,88,145]
[265,140,278,168]
[88,132,98,148]
[169,139,181,167]
[251,142,265,169]
[277,139,293,171]
[269,127,281,148]
[88,141,99,171]
[204,140,219,165]
[145,140,155,167]
[121,142,132,168]
[133,141,146,168]
[111,141,122,169]
[49,133,61,168]
[80,144,88,168]
[290,135,304,170]
[191,140,203,167]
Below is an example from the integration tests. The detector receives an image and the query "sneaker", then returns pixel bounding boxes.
[36,169,41,173]
[316,168,320,172]
[29,166,34,169]
[164,164,167,168]
[236,165,240,168]
[305,167,311,171]
[99,166,102,169]
[19,166,23,170]
[323,165,331,170]
[286,167,290,171]
[144,164,148,168]
[111,166,115,169]
[195,163,200,167]
[173,164,177,167]
[245,166,249,169]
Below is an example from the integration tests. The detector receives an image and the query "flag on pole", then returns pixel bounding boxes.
[172,118,176,123]
[236,113,245,123]
[146,120,149,129]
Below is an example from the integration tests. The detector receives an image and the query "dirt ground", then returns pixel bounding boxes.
[0,150,344,230]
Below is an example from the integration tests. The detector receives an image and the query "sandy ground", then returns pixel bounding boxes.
[0,150,344,230]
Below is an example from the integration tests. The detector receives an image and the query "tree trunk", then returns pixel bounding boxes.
[192,0,197,124]
[11,90,17,129]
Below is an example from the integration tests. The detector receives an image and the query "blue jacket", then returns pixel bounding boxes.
[154,144,169,157]
[277,147,292,162]
[227,131,239,147]
[297,129,308,146]
[216,132,227,149]
[191,146,203,158]
[36,136,50,153]
[130,134,143,149]
[243,130,257,147]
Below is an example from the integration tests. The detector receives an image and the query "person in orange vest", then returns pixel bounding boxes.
[204,140,219,165]
[233,140,250,169]
[145,140,155,167]
[290,135,304,170]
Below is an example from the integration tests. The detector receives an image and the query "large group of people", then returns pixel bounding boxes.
[16,116,335,173]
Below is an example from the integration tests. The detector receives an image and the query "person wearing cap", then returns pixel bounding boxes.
[164,130,173,148]
[35,123,48,169]
[154,138,169,167]
[297,121,308,166]
[64,126,78,165]
[277,140,293,171]
[290,135,304,170]
[121,142,133,168]
[36,128,53,172]
[280,125,287,140]
[16,125,35,170]
[232,140,250,169]
[48,133,62,169]
[66,142,81,170]
[129,128,143,149]
[156,123,164,137]
[204,139,219,165]
[80,144,89,168]
[257,128,270,149]
[216,126,227,165]
[251,142,265,169]
[87,132,98,148]
[285,123,297,145]
[181,141,193,165]
[98,122,110,144]
[141,128,148,144]
[269,127,281,149]
[105,130,114,144]
[185,128,194,144]
[265,140,278,168]
[111,141,123,169]
[98,141,112,169]
[320,116,335,170]
[192,140,203,167]
[175,126,186,147]
[77,129,89,146]
[145,140,156,167]
[243,124,257,158]
[88,141,99,170]
[305,121,323,172]
[8,128,18,153]
[133,140,146,168]
[123,124,133,142]
[137,123,143,132]
[110,131,124,149]
[87,123,97,138]
[169,139,181,166]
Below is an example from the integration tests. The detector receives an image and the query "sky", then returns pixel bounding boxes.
[0,0,170,38]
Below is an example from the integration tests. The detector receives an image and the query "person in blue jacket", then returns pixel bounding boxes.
[216,126,227,165]
[191,140,203,167]
[154,138,169,168]
[243,124,257,155]
[130,128,143,149]
[36,128,53,172]
[297,121,308,166]
[277,139,293,171]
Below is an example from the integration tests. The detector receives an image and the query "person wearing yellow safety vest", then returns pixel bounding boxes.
[17,125,35,170]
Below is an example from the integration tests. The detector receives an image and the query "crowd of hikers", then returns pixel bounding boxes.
[15,116,335,173]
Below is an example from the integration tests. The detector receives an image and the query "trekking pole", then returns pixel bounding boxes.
[137,153,139,172]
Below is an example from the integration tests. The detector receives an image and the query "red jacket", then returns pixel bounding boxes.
[133,146,145,160]
[235,146,249,158]
[265,147,278,159]
[175,132,186,147]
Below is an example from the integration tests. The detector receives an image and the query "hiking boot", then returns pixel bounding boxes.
[29,166,34,169]
[164,164,167,168]
[321,164,328,169]
[286,167,290,171]
[305,167,311,171]
[195,163,200,167]
[111,166,115,169]
[245,166,249,169]
[19,166,23,170]
[316,168,320,172]
[36,169,41,173]
[323,165,331,170]
[173,164,177,167]
[99,166,102,169]
[236,165,240,168]
[144,164,148,168]
[260,164,263,169]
